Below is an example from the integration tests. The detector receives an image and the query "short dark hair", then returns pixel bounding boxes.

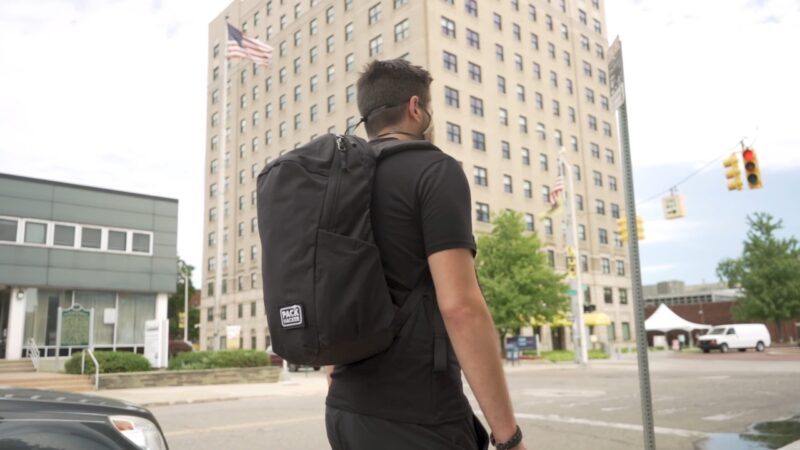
[356,59,433,137]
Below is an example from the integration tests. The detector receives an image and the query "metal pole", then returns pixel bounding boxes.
[183,266,189,342]
[560,150,589,365]
[619,100,656,450]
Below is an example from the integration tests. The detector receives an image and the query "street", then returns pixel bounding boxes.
[150,350,800,450]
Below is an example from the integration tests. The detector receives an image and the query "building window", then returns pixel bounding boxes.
[440,87,459,110]
[441,16,456,37]
[395,19,410,42]
[620,289,629,305]
[611,203,620,219]
[465,0,478,17]
[583,61,593,77]
[521,148,530,165]
[532,62,541,80]
[539,153,549,171]
[550,71,558,87]
[326,35,335,53]
[603,122,613,137]
[525,213,534,231]
[544,217,553,236]
[327,65,335,82]
[578,224,586,241]
[443,51,458,72]
[609,176,618,191]
[467,29,480,48]
[81,227,101,249]
[368,3,382,24]
[601,257,611,273]
[512,23,521,41]
[573,165,581,181]
[501,141,511,159]
[499,108,508,126]
[599,229,609,245]
[345,22,354,41]
[395,0,408,8]
[604,287,614,304]
[472,130,486,151]
[596,199,605,215]
[519,115,528,133]
[474,166,488,186]
[622,322,631,341]
[599,69,607,85]
[470,96,484,116]
[493,13,502,30]
[516,84,525,102]
[476,202,490,222]
[369,35,383,57]
[346,84,355,103]
[593,170,603,187]
[447,122,461,143]
[468,62,481,82]
[617,260,626,276]
[495,44,504,62]
[523,180,532,198]
[547,250,556,268]
[503,175,513,193]
[580,255,589,272]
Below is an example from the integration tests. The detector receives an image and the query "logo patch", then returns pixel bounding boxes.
[279,304,305,329]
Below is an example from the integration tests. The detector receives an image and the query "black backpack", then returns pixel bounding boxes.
[257,134,447,368]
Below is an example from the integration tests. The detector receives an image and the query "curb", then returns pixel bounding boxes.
[778,439,800,450]
[138,396,243,408]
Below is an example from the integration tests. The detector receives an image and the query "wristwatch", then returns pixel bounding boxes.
[490,425,523,450]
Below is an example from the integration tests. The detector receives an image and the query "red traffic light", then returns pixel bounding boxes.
[743,148,755,162]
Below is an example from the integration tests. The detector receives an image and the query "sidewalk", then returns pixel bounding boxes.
[97,371,328,408]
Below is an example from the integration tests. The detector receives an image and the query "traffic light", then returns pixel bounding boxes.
[617,217,628,243]
[742,148,762,189]
[722,153,743,191]
[178,312,186,329]
[566,246,577,279]
[636,216,645,241]
[617,216,644,242]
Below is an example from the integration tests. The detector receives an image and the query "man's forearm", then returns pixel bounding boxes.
[441,299,518,442]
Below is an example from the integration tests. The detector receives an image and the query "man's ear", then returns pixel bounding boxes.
[408,95,421,121]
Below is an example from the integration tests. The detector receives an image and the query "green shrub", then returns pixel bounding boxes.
[64,351,151,374]
[168,349,269,371]
[539,350,609,362]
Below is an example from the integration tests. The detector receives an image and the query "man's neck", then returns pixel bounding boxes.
[373,130,419,141]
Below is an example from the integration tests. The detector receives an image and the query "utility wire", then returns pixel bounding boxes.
[635,139,747,207]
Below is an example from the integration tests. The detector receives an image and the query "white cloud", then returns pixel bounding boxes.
[605,0,800,170]
[0,0,230,282]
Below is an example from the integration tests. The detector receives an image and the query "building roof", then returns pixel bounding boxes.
[0,173,178,203]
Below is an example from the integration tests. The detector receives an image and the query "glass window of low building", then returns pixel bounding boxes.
[53,224,76,246]
[25,221,47,244]
[132,233,150,253]
[82,227,102,249]
[108,230,127,251]
[0,218,18,241]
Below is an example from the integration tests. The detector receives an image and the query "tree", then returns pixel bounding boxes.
[716,213,800,342]
[476,210,570,351]
[168,258,200,342]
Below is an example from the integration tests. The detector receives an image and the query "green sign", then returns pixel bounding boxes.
[61,306,90,346]
[567,289,578,296]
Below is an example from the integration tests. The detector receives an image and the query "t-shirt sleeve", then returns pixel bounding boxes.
[416,157,476,257]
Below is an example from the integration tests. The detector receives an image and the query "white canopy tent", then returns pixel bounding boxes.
[645,304,712,346]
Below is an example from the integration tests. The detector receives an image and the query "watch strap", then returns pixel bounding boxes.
[490,425,522,450]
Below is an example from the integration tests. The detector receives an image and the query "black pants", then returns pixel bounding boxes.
[326,406,489,450]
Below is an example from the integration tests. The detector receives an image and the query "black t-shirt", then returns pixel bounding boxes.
[326,139,476,424]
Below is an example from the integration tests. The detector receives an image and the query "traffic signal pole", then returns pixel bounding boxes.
[610,38,657,450]
[560,151,589,366]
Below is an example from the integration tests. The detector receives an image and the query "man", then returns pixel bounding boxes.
[325,59,526,450]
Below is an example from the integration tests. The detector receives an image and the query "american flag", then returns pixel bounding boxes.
[549,175,565,208]
[226,23,273,67]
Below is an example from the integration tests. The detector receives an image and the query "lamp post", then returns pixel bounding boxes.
[177,260,190,343]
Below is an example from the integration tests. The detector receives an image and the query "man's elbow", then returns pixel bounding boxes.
[438,295,488,327]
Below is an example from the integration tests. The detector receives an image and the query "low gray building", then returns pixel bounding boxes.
[0,173,178,360]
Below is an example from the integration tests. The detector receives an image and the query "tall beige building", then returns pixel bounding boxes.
[201,0,634,351]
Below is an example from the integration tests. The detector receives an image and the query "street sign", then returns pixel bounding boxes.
[662,194,686,220]
[609,37,625,109]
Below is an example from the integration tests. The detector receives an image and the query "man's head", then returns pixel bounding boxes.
[356,59,433,139]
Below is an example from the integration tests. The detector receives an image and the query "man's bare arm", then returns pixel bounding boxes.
[428,248,525,448]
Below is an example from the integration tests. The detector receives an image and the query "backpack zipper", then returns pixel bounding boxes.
[325,137,347,231]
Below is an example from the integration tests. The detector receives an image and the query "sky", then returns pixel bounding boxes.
[1,0,798,286]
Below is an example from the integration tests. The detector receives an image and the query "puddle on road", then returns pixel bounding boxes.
[698,416,800,450]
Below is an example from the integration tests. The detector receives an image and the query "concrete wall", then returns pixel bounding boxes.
[0,174,178,293]
[98,366,280,389]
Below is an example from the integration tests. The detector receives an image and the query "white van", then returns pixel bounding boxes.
[697,324,771,353]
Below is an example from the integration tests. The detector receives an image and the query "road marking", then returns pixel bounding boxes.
[164,415,322,438]
[479,412,707,438]
[702,411,748,421]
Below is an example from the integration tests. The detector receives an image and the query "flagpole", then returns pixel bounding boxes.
[213,17,230,350]
[559,148,589,365]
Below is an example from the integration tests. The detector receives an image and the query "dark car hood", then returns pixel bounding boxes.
[0,387,149,418]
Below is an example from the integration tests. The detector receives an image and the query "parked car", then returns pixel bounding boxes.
[266,346,321,372]
[0,387,169,450]
[697,324,771,353]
